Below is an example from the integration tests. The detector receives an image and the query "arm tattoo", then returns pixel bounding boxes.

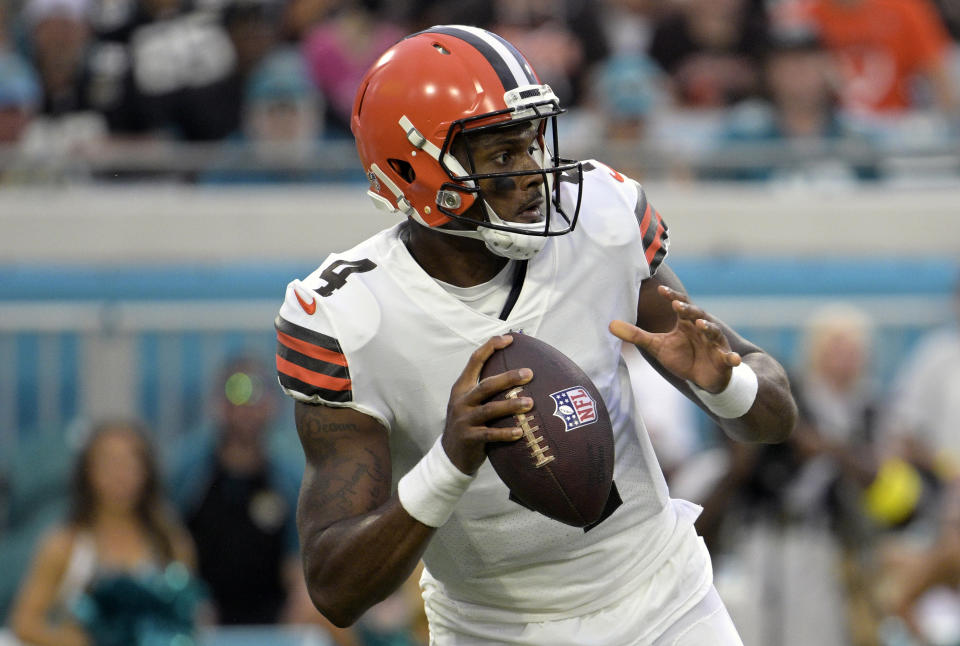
[294,404,390,517]
[297,411,359,436]
[305,447,388,515]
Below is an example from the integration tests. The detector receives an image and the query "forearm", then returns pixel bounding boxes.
[713,351,797,443]
[300,496,433,627]
[643,348,796,443]
[628,267,796,444]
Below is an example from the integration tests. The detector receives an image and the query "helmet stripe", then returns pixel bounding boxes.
[421,25,537,91]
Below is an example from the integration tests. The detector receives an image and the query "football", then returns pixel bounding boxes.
[480,333,615,527]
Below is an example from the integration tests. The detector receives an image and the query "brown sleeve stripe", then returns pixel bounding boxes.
[649,226,669,274]
[636,189,669,273]
[643,214,665,263]
[639,202,659,249]
[276,340,349,380]
[277,371,353,403]
[634,187,649,231]
[275,315,344,355]
[277,354,352,395]
[646,222,669,274]
[275,315,352,402]
[277,329,347,367]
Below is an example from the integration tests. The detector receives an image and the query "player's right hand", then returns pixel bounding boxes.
[441,334,533,475]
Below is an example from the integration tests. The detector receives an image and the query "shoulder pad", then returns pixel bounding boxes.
[573,160,644,248]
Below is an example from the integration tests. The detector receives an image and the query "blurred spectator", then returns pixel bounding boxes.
[199,46,330,183]
[600,0,666,57]
[302,0,405,137]
[84,0,239,140]
[167,355,414,645]
[0,51,41,145]
[648,0,768,108]
[875,478,960,644]
[786,304,883,644]
[884,273,960,481]
[169,356,309,626]
[702,304,883,646]
[223,0,282,81]
[243,47,322,147]
[280,0,341,41]
[22,0,93,116]
[3,0,109,183]
[8,419,202,646]
[406,0,492,30]
[216,0,287,132]
[710,23,878,184]
[792,0,957,115]
[873,271,960,642]
[931,0,960,40]
[592,51,669,142]
[489,0,610,109]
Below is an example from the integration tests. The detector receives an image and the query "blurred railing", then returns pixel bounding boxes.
[1,114,959,182]
[0,264,954,461]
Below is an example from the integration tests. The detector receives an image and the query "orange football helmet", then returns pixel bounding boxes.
[350,25,583,259]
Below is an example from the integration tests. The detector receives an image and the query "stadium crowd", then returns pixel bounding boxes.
[0,0,958,182]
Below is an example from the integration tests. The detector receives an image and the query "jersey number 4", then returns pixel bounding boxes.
[316,259,377,297]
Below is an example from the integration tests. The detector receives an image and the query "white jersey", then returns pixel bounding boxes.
[275,161,712,633]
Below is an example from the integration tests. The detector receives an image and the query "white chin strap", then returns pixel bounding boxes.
[477,202,547,260]
[420,204,548,260]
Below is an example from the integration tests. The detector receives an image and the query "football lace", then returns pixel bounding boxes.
[505,387,555,468]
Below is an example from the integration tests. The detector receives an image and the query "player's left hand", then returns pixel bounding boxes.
[609,284,740,393]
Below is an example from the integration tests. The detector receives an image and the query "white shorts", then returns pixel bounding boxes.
[651,587,744,646]
[424,522,742,646]
[426,584,741,646]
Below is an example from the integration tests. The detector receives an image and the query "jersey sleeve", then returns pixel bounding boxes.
[632,181,669,276]
[579,160,669,277]
[274,280,353,405]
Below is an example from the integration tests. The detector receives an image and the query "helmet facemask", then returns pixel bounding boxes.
[432,89,584,260]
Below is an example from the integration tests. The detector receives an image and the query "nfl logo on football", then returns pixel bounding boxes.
[550,386,598,432]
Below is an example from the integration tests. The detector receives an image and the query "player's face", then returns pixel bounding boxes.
[458,121,546,225]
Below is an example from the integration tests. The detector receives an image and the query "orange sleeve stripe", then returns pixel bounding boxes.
[644,220,666,266]
[276,355,352,392]
[638,201,653,237]
[277,330,348,367]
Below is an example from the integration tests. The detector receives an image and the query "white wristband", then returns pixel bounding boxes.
[687,362,759,419]
[398,437,475,528]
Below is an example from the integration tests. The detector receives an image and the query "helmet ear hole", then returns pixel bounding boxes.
[388,158,416,183]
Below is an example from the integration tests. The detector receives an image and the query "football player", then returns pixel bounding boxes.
[275,25,797,645]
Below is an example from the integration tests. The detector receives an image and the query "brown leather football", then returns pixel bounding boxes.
[480,333,615,527]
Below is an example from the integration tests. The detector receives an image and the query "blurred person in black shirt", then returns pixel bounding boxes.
[487,0,609,108]
[83,0,241,140]
[648,0,767,108]
[170,356,307,626]
[407,0,608,108]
